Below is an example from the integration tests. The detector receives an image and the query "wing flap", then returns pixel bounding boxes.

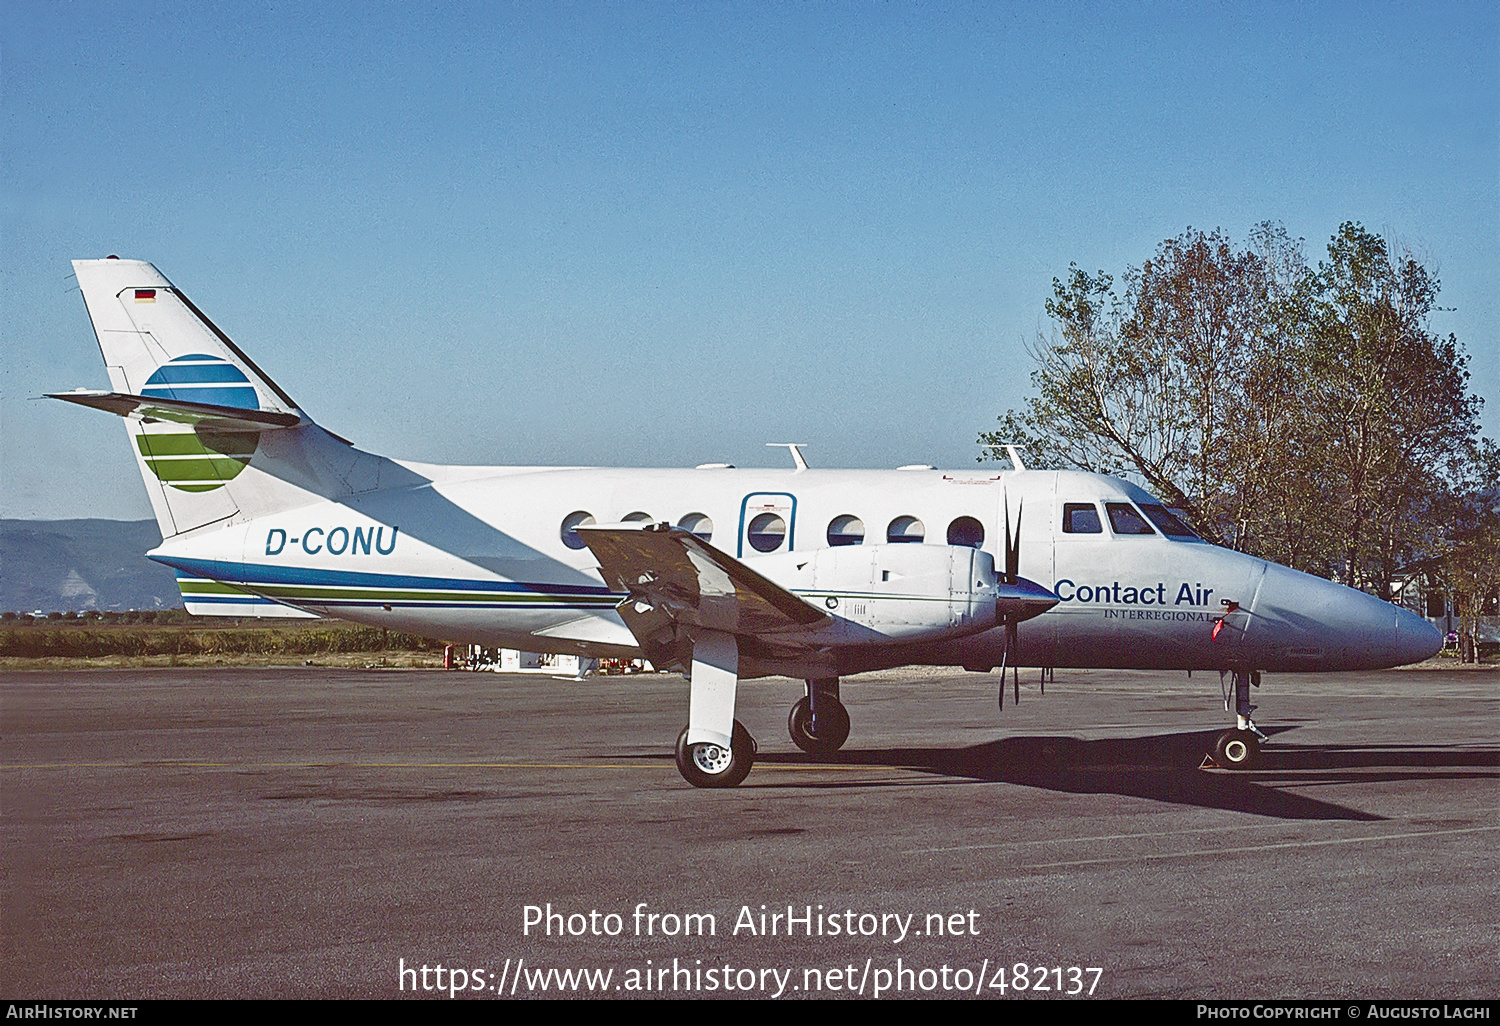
[578,523,828,640]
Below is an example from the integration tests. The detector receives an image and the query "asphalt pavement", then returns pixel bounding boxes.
[3,663,1495,999]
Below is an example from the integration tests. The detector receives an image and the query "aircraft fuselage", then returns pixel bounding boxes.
[148,462,1434,678]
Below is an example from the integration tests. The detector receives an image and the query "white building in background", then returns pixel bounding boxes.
[467,646,597,677]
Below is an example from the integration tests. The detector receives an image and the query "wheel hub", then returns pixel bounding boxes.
[690,742,732,775]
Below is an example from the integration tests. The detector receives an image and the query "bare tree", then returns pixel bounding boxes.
[983,222,1487,594]
[982,224,1306,551]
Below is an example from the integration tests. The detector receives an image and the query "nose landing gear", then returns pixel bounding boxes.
[1211,668,1270,769]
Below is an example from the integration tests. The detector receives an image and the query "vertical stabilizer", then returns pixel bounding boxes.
[65,258,393,540]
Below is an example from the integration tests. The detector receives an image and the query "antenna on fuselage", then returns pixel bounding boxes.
[980,442,1028,471]
[766,443,809,471]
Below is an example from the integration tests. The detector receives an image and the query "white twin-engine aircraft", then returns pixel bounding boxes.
[52,257,1442,787]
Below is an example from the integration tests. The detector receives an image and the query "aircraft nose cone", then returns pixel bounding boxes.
[1393,606,1443,665]
[1250,563,1435,670]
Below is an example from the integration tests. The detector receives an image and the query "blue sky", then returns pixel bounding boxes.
[5,1,1496,519]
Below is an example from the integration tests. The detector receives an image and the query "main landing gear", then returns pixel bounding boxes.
[1211,668,1270,769]
[788,677,850,756]
[671,674,852,788]
[672,632,853,787]
[673,629,756,788]
[674,721,757,788]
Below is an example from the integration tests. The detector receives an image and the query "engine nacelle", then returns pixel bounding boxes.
[748,543,1001,644]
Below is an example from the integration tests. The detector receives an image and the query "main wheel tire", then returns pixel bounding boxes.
[675,720,756,788]
[788,696,851,756]
[1214,729,1261,769]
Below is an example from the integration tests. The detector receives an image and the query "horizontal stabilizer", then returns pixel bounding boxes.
[47,389,302,432]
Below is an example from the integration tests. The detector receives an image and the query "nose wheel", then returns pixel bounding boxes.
[675,721,756,788]
[1213,728,1261,768]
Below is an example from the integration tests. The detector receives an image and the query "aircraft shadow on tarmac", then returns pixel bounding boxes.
[727,728,1500,820]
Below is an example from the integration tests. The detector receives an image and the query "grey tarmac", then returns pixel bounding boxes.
[2,664,1495,999]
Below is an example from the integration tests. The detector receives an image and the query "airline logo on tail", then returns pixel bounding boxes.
[135,353,260,492]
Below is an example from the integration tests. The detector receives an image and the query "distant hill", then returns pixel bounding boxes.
[1,519,181,613]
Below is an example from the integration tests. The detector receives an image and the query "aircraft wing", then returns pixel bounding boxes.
[577,523,829,643]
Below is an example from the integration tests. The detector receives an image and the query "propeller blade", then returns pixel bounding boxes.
[997,639,1007,709]
[997,495,1036,710]
[1009,620,1019,704]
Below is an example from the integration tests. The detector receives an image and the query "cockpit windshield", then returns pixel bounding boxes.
[1105,502,1154,535]
[1063,497,1203,541]
[1062,503,1103,533]
[1136,502,1200,539]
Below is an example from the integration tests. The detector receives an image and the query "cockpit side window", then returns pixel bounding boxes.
[1062,503,1103,534]
[1137,502,1199,539]
[1105,502,1155,535]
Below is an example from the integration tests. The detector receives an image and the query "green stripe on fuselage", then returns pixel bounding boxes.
[177,579,257,596]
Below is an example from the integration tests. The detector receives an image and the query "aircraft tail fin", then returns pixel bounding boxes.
[57,258,398,540]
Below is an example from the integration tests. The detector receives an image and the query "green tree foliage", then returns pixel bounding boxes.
[1301,225,1483,594]
[982,222,1489,595]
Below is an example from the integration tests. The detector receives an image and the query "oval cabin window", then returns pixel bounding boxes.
[678,512,713,542]
[887,516,925,544]
[748,512,787,552]
[827,515,865,547]
[947,516,984,548]
[560,511,595,550]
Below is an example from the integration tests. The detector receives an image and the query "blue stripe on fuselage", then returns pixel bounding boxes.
[153,554,619,597]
